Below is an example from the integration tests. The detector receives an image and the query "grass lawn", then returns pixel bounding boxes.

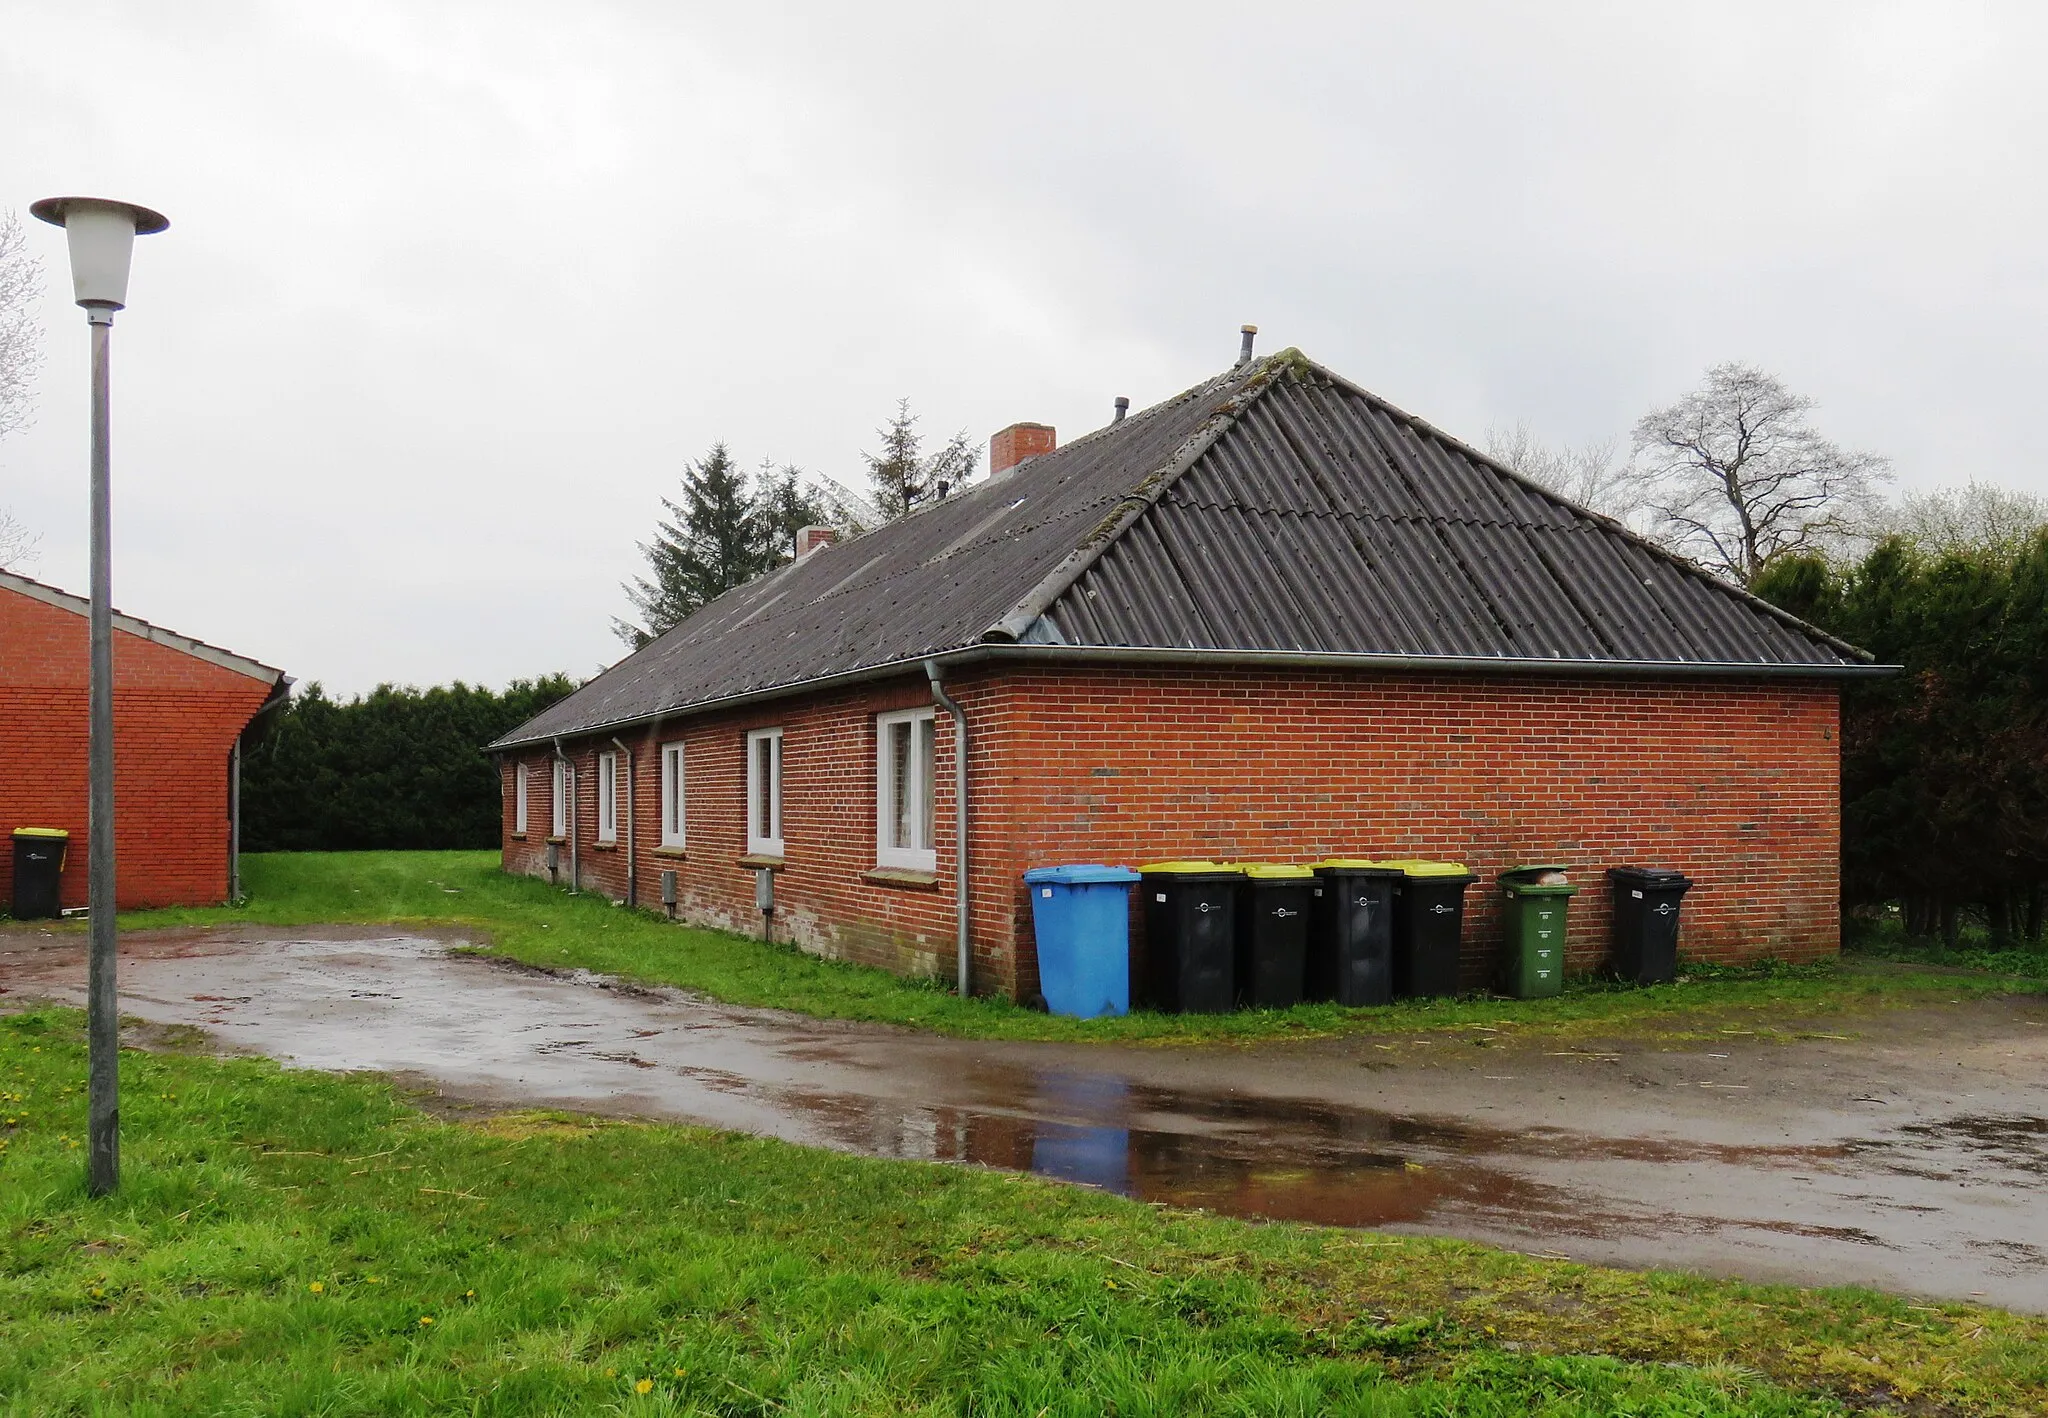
[5,1008,2046,1416]
[107,851,2048,1047]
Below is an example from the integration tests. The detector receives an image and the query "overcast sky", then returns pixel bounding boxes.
[4,1,2043,694]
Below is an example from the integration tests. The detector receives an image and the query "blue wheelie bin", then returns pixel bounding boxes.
[1024,864,1143,1018]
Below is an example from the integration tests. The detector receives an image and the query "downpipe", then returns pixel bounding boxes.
[924,660,971,997]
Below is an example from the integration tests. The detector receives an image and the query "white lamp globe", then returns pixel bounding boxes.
[29,197,170,311]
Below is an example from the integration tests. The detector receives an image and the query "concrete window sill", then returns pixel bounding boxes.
[592,841,618,852]
[652,845,688,859]
[737,854,785,871]
[509,832,527,841]
[546,836,567,845]
[862,867,940,891]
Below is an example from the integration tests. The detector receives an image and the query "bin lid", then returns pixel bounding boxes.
[12,827,70,840]
[1607,866,1693,890]
[1138,860,1243,875]
[1375,858,1471,878]
[1234,863,1313,880]
[1499,864,1571,884]
[1023,864,1141,885]
[1311,858,1406,875]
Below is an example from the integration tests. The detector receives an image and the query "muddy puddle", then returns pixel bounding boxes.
[4,927,2045,1311]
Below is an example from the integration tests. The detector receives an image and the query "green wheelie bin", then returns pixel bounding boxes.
[1499,865,1576,999]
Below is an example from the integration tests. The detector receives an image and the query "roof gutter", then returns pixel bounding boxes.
[488,643,1897,751]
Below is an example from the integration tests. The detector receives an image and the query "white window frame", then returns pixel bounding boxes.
[596,750,619,844]
[514,762,529,835]
[745,728,784,857]
[660,741,686,849]
[875,707,937,873]
[551,759,568,838]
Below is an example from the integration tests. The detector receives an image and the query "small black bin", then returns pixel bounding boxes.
[1139,862,1243,1013]
[11,829,69,921]
[1234,865,1315,1009]
[1308,861,1403,1006]
[1607,867,1694,985]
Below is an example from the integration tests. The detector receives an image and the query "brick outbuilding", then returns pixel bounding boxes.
[490,348,1887,999]
[1,570,287,913]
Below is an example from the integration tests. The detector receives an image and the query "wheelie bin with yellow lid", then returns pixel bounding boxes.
[1307,859,1404,1006]
[1380,859,1477,998]
[10,828,69,920]
[1230,863,1314,1009]
[1138,861,1243,1013]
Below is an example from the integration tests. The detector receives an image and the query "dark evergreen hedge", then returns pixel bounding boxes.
[1756,537,2048,944]
[240,676,578,852]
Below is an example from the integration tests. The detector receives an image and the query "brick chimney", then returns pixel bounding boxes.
[989,422,1056,477]
[793,524,837,559]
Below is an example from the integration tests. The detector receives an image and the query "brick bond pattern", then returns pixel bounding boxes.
[505,667,1839,1000]
[1,587,277,911]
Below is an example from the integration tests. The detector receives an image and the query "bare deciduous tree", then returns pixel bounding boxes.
[0,209,45,571]
[1629,362,1889,586]
[1880,480,2048,561]
[1484,423,1632,520]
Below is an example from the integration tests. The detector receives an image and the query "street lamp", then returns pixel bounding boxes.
[29,196,169,1198]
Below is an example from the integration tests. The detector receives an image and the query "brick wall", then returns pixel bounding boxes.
[0,585,279,911]
[502,665,1841,998]
[502,673,966,980]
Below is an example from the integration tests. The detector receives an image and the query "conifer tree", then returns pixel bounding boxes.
[617,442,764,647]
[754,460,829,567]
[863,399,978,521]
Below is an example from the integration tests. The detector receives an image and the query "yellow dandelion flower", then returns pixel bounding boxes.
[635,1379,653,1394]
[605,1368,617,1378]
[419,1315,434,1326]
[674,1368,687,1378]
[309,1282,324,1293]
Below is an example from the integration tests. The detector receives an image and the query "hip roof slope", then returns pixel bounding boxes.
[493,351,1869,749]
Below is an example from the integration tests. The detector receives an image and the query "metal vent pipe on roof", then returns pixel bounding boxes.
[1237,324,1258,365]
[1113,396,1129,423]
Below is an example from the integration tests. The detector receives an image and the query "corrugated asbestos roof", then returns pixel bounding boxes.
[492,351,1873,749]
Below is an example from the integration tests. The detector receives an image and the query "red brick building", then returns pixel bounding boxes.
[1,570,287,912]
[491,348,1885,999]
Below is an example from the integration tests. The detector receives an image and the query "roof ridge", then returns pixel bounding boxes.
[1296,356,1874,666]
[983,353,1296,643]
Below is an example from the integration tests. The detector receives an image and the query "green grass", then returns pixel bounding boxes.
[4,1009,2044,1415]
[95,851,2048,1047]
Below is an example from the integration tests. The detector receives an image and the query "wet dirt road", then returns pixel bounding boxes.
[5,926,2046,1312]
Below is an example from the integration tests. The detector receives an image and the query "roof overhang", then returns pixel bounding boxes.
[486,641,1897,751]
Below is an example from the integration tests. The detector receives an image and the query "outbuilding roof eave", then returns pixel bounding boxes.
[484,642,1896,752]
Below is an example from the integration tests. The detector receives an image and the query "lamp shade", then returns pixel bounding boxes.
[29,197,169,311]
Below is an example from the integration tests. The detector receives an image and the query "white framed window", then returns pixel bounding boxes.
[514,763,529,834]
[596,750,619,843]
[746,728,784,857]
[551,759,568,838]
[875,708,937,872]
[660,742,686,848]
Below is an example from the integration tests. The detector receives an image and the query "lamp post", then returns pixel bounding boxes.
[29,196,169,1198]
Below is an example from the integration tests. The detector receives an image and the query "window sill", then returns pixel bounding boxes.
[546,836,567,845]
[652,845,688,859]
[863,867,940,891]
[737,853,785,871]
[592,841,618,852]
[510,832,528,841]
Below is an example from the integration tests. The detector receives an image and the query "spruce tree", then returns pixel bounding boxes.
[863,399,979,521]
[617,442,764,647]
[754,460,829,567]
